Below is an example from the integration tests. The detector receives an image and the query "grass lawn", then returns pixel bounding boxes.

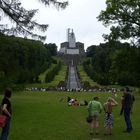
[27,64,67,88]
[0,91,139,140]
[77,65,100,87]
[39,64,56,83]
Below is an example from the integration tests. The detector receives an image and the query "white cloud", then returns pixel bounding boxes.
[8,0,110,49]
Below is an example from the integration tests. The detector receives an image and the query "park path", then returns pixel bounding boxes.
[67,65,81,90]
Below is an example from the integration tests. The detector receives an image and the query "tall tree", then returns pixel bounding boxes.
[0,0,68,41]
[45,43,57,56]
[97,0,140,47]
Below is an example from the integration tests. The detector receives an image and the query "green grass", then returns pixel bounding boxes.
[39,56,64,84]
[0,91,139,140]
[78,65,100,87]
[27,64,67,88]
[46,64,67,86]
[39,64,56,83]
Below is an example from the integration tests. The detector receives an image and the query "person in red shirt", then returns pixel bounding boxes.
[0,88,12,140]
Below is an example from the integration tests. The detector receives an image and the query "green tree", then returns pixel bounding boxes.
[45,43,57,56]
[84,41,140,86]
[0,34,52,86]
[0,0,68,41]
[110,45,140,86]
[97,0,140,46]
[86,45,97,57]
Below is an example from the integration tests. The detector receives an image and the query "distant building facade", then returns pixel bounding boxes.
[59,28,85,55]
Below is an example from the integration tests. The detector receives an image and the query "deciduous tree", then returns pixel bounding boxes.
[98,0,140,47]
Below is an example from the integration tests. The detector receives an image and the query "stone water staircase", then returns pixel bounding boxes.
[66,65,81,90]
[62,54,82,90]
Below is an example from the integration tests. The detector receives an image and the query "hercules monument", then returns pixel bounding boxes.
[59,28,85,90]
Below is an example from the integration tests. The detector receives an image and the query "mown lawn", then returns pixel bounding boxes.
[27,64,67,88]
[0,91,139,140]
[77,65,100,87]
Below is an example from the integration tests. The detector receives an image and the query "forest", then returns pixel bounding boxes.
[84,41,140,87]
[0,34,57,90]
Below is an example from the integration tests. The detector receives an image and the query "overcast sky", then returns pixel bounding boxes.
[11,0,110,50]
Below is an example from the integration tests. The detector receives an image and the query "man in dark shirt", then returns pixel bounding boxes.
[123,86,134,133]
[0,88,12,140]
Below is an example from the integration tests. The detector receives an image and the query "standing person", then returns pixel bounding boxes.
[104,97,118,135]
[120,95,125,115]
[0,88,12,140]
[122,86,134,133]
[87,96,102,135]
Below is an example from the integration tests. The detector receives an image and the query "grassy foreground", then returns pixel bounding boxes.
[0,91,139,140]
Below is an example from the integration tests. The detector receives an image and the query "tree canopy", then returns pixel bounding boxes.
[84,42,140,86]
[0,34,59,90]
[97,0,140,47]
[0,0,68,41]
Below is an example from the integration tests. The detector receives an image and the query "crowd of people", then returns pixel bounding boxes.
[25,86,121,93]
